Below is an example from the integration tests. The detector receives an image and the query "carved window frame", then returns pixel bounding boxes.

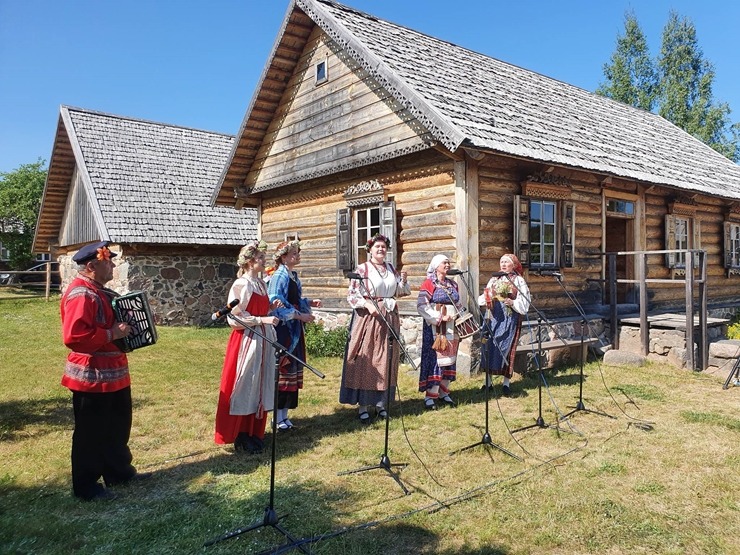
[514,179,575,270]
[336,180,397,270]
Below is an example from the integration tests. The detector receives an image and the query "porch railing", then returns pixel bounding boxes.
[606,249,708,371]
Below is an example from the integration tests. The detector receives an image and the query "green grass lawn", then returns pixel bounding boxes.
[1,293,738,554]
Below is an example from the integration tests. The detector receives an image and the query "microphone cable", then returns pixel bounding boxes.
[549,274,655,430]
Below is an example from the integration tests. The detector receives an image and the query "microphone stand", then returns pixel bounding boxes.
[448,271,522,461]
[497,274,571,435]
[547,273,615,421]
[205,312,325,552]
[337,271,412,495]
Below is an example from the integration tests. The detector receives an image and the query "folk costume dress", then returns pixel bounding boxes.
[215,276,276,445]
[478,273,530,378]
[61,274,136,499]
[268,264,311,410]
[340,261,411,407]
[417,276,461,395]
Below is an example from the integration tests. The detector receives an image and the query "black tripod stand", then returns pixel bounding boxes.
[205,313,325,551]
[548,273,615,421]
[448,270,521,460]
[338,271,410,494]
[723,354,740,390]
[510,317,555,433]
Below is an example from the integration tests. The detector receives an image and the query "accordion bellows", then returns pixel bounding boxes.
[112,291,158,352]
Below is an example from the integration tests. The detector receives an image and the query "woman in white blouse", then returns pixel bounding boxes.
[340,234,410,424]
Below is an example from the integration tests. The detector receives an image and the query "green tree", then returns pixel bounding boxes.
[597,11,657,111]
[658,11,738,161]
[0,160,47,268]
[598,10,739,162]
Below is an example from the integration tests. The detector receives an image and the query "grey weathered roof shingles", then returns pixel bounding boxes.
[67,107,256,244]
[308,0,740,199]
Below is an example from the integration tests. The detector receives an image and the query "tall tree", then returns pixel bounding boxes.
[0,160,47,268]
[597,11,657,111]
[658,11,738,161]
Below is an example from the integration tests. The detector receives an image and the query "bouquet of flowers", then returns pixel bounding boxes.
[494,279,513,315]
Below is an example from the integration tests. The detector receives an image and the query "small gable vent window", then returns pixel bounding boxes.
[315,58,328,85]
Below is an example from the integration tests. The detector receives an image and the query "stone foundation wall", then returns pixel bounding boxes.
[60,253,238,326]
[618,324,727,369]
[313,311,606,378]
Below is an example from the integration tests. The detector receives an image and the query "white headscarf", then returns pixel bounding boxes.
[426,254,449,280]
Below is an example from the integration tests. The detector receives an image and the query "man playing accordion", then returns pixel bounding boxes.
[61,241,151,501]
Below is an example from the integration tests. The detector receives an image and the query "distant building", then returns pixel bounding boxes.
[34,106,258,325]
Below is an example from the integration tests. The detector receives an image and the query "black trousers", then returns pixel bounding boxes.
[71,387,136,499]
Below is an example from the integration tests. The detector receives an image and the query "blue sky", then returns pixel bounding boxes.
[1,0,738,174]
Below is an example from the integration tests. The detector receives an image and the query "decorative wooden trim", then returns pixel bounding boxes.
[728,203,740,219]
[262,183,347,209]
[344,179,384,207]
[668,200,697,216]
[525,172,571,186]
[522,180,572,200]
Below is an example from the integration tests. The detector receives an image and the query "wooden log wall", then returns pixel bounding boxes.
[249,27,429,190]
[260,163,456,313]
[643,186,740,307]
[476,159,605,315]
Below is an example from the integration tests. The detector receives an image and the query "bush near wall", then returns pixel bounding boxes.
[304,321,349,357]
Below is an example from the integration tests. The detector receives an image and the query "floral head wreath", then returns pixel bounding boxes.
[273,239,301,264]
[365,233,391,253]
[96,246,112,261]
[237,240,268,266]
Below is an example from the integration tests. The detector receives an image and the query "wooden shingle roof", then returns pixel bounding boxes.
[215,0,740,204]
[35,106,257,251]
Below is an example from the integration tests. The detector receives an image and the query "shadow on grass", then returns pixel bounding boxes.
[0,396,72,440]
[0,448,471,554]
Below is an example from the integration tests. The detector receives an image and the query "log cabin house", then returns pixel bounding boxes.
[212,0,740,363]
[33,106,258,325]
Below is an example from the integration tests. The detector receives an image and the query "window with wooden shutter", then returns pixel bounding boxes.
[379,201,397,268]
[724,221,740,275]
[665,213,700,269]
[336,182,397,271]
[561,201,575,268]
[513,195,530,267]
[665,214,678,268]
[336,208,352,270]
[692,219,701,269]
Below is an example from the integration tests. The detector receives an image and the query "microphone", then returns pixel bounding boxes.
[539,270,562,277]
[447,268,467,276]
[489,271,507,277]
[211,299,239,321]
[347,272,362,280]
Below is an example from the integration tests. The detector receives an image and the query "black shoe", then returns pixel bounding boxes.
[243,436,263,454]
[375,407,388,420]
[359,410,371,425]
[440,395,456,407]
[90,489,117,501]
[80,485,117,501]
[105,471,152,487]
[424,399,437,411]
[502,385,511,397]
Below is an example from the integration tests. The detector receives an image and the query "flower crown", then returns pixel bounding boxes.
[96,247,112,261]
[365,233,391,253]
[237,240,268,266]
[273,239,301,263]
